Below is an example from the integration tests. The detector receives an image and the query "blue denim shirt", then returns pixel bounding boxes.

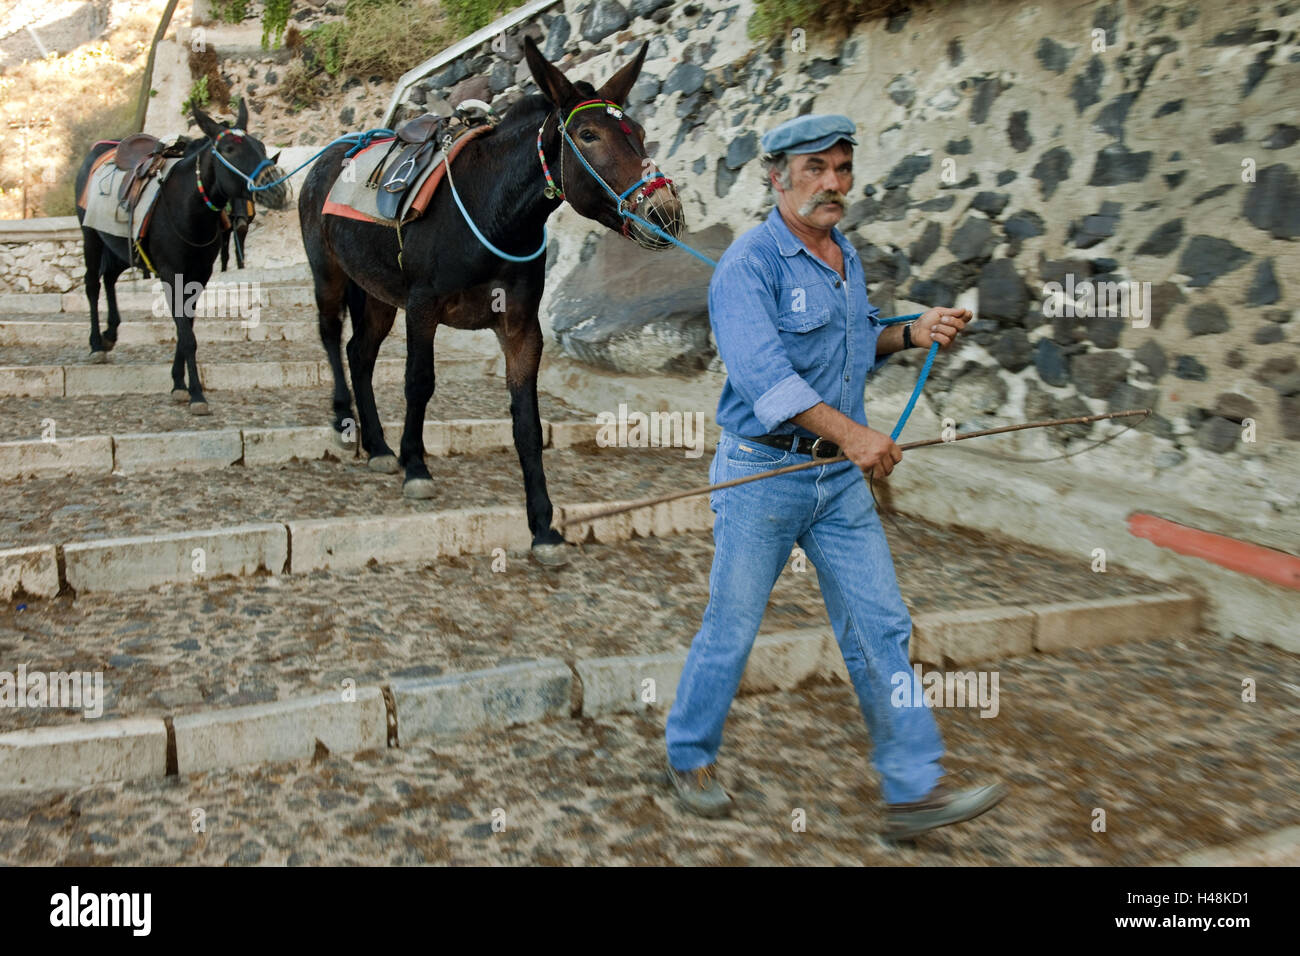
[710,205,889,439]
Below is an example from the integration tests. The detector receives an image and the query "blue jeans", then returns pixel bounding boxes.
[664,430,945,804]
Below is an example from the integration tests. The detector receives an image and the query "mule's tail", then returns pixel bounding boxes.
[344,279,367,326]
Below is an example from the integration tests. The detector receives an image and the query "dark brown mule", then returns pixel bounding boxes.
[297,37,684,565]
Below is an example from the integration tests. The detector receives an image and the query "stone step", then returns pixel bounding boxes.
[0,444,705,556]
[0,418,600,479]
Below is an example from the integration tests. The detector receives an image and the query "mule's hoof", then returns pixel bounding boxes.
[101,336,117,352]
[402,478,436,499]
[171,388,189,403]
[89,350,109,364]
[368,454,399,474]
[190,401,211,417]
[531,542,572,567]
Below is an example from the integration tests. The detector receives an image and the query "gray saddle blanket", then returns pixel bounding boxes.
[323,137,447,226]
[81,159,178,243]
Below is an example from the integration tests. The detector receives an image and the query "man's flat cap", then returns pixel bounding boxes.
[760,114,858,156]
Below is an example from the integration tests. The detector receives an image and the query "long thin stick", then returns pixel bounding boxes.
[554,408,1151,529]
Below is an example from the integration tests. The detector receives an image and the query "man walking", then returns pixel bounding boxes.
[664,114,1006,840]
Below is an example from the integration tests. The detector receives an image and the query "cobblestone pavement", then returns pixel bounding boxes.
[0,444,704,546]
[2,514,1170,728]
[0,632,1296,865]
[0,363,587,440]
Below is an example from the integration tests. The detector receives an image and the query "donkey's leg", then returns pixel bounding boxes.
[100,257,127,353]
[346,295,398,471]
[398,299,439,498]
[83,229,108,362]
[314,273,354,446]
[161,272,188,402]
[497,315,568,565]
[170,274,209,415]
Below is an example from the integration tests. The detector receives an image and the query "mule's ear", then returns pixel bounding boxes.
[192,106,222,140]
[235,96,249,130]
[523,34,577,107]
[597,41,648,107]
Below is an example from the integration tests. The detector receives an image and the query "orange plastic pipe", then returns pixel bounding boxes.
[1127,513,1300,591]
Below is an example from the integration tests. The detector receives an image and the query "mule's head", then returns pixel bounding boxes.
[524,36,684,250]
[192,100,290,211]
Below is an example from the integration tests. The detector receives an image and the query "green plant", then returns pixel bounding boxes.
[304,21,347,76]
[210,0,249,24]
[262,0,293,49]
[181,75,211,115]
[438,0,526,36]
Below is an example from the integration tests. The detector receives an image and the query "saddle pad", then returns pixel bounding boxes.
[322,124,491,226]
[78,147,178,243]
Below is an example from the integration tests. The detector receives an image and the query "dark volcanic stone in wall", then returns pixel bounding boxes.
[1034,339,1069,386]
[909,221,941,266]
[1007,110,1032,152]
[1032,146,1073,199]
[1134,339,1167,380]
[1178,236,1252,287]
[991,328,1032,371]
[1211,122,1245,144]
[1197,416,1241,453]
[1185,302,1230,335]
[1135,218,1183,256]
[664,62,706,97]
[1085,316,1124,349]
[1095,92,1137,140]
[1148,282,1184,328]
[888,74,917,107]
[1088,144,1153,186]
[581,1,630,42]
[1247,259,1280,306]
[1264,124,1300,149]
[949,217,997,262]
[971,192,1010,217]
[1070,57,1105,114]
[1243,164,1300,239]
[1004,210,1045,240]
[1174,355,1208,380]
[884,153,932,189]
[969,76,1007,124]
[725,131,758,170]
[542,16,571,61]
[1036,36,1074,73]
[1071,350,1130,398]
[977,259,1029,324]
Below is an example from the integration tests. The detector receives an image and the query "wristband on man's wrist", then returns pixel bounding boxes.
[902,322,914,349]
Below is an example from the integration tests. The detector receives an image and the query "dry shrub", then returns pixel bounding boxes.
[278,60,330,110]
[339,0,450,81]
[188,46,231,111]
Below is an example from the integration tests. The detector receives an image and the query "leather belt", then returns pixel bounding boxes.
[746,433,842,459]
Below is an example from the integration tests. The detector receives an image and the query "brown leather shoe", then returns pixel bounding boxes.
[883,778,1007,840]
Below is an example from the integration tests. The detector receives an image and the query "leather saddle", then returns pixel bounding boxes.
[114,132,187,211]
[372,102,496,222]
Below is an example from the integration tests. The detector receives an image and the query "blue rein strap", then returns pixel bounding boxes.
[875,313,939,441]
[443,145,549,263]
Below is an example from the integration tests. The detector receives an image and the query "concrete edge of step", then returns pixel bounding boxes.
[0,418,602,481]
[0,591,1201,793]
[1164,824,1300,866]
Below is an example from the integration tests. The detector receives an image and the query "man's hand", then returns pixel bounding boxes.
[912,307,973,348]
[839,422,902,478]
